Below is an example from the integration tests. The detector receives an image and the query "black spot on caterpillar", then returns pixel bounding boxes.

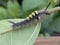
[9,2,51,30]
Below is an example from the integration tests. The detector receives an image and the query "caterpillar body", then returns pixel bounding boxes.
[9,2,51,30]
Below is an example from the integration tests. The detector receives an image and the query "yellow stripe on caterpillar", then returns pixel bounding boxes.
[29,14,33,18]
[26,11,38,20]
[31,12,35,16]
[26,17,30,20]
[35,11,38,14]
[26,14,33,20]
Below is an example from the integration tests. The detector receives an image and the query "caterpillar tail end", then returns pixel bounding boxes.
[8,21,16,24]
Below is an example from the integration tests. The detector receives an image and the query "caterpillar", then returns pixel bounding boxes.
[9,2,51,30]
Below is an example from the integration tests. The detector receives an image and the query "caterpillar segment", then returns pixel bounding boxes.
[26,11,40,23]
[26,11,39,20]
[26,11,38,20]
[35,11,38,14]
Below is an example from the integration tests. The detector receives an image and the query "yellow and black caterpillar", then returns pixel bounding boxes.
[9,2,51,30]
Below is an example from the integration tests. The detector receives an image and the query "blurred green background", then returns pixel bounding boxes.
[0,0,60,37]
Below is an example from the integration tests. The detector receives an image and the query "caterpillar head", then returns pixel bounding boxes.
[36,2,51,21]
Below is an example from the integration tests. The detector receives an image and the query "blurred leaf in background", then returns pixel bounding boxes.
[7,0,22,18]
[0,0,8,20]
[0,7,7,20]
[0,0,8,8]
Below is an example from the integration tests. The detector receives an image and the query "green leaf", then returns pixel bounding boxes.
[7,1,22,18]
[39,14,54,36]
[0,7,7,20]
[42,15,54,29]
[48,17,60,33]
[0,19,41,45]
[46,11,60,33]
